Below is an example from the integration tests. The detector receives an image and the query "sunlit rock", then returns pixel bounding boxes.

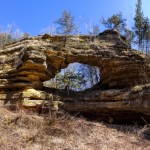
[0,29,150,123]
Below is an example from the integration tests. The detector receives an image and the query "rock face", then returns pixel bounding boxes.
[0,29,150,123]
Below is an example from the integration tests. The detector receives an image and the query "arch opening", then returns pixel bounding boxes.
[44,62,100,91]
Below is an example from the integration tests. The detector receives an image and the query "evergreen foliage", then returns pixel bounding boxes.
[124,28,134,44]
[133,0,150,52]
[102,12,127,32]
[133,0,144,50]
[55,69,87,91]
[55,10,76,46]
[55,10,76,35]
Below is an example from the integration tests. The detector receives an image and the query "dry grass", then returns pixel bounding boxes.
[0,107,149,150]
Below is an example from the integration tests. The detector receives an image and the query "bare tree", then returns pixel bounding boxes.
[92,25,100,36]
[55,10,76,46]
[0,24,25,47]
[85,18,100,41]
[40,24,56,35]
[85,18,93,35]
[12,28,24,40]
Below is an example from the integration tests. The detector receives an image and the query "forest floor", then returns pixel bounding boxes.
[0,107,150,150]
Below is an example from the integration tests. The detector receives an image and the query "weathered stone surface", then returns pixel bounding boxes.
[0,30,150,123]
[61,83,150,123]
[98,29,131,49]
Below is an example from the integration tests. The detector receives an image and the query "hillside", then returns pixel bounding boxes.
[0,108,150,150]
[0,30,150,149]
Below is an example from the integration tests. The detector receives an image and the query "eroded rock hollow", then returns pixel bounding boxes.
[0,30,150,123]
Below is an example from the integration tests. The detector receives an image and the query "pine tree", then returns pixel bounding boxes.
[55,10,76,46]
[143,17,150,53]
[133,0,144,50]
[124,28,134,44]
[102,12,126,33]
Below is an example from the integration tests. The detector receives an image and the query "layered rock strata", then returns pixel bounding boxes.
[0,30,150,123]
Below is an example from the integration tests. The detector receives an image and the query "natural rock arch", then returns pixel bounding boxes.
[0,29,150,123]
[44,62,100,91]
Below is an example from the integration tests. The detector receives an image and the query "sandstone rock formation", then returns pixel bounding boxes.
[0,30,150,123]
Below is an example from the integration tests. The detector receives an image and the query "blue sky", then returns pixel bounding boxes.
[0,0,150,35]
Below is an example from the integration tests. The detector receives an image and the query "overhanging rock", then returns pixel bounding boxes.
[0,29,150,123]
